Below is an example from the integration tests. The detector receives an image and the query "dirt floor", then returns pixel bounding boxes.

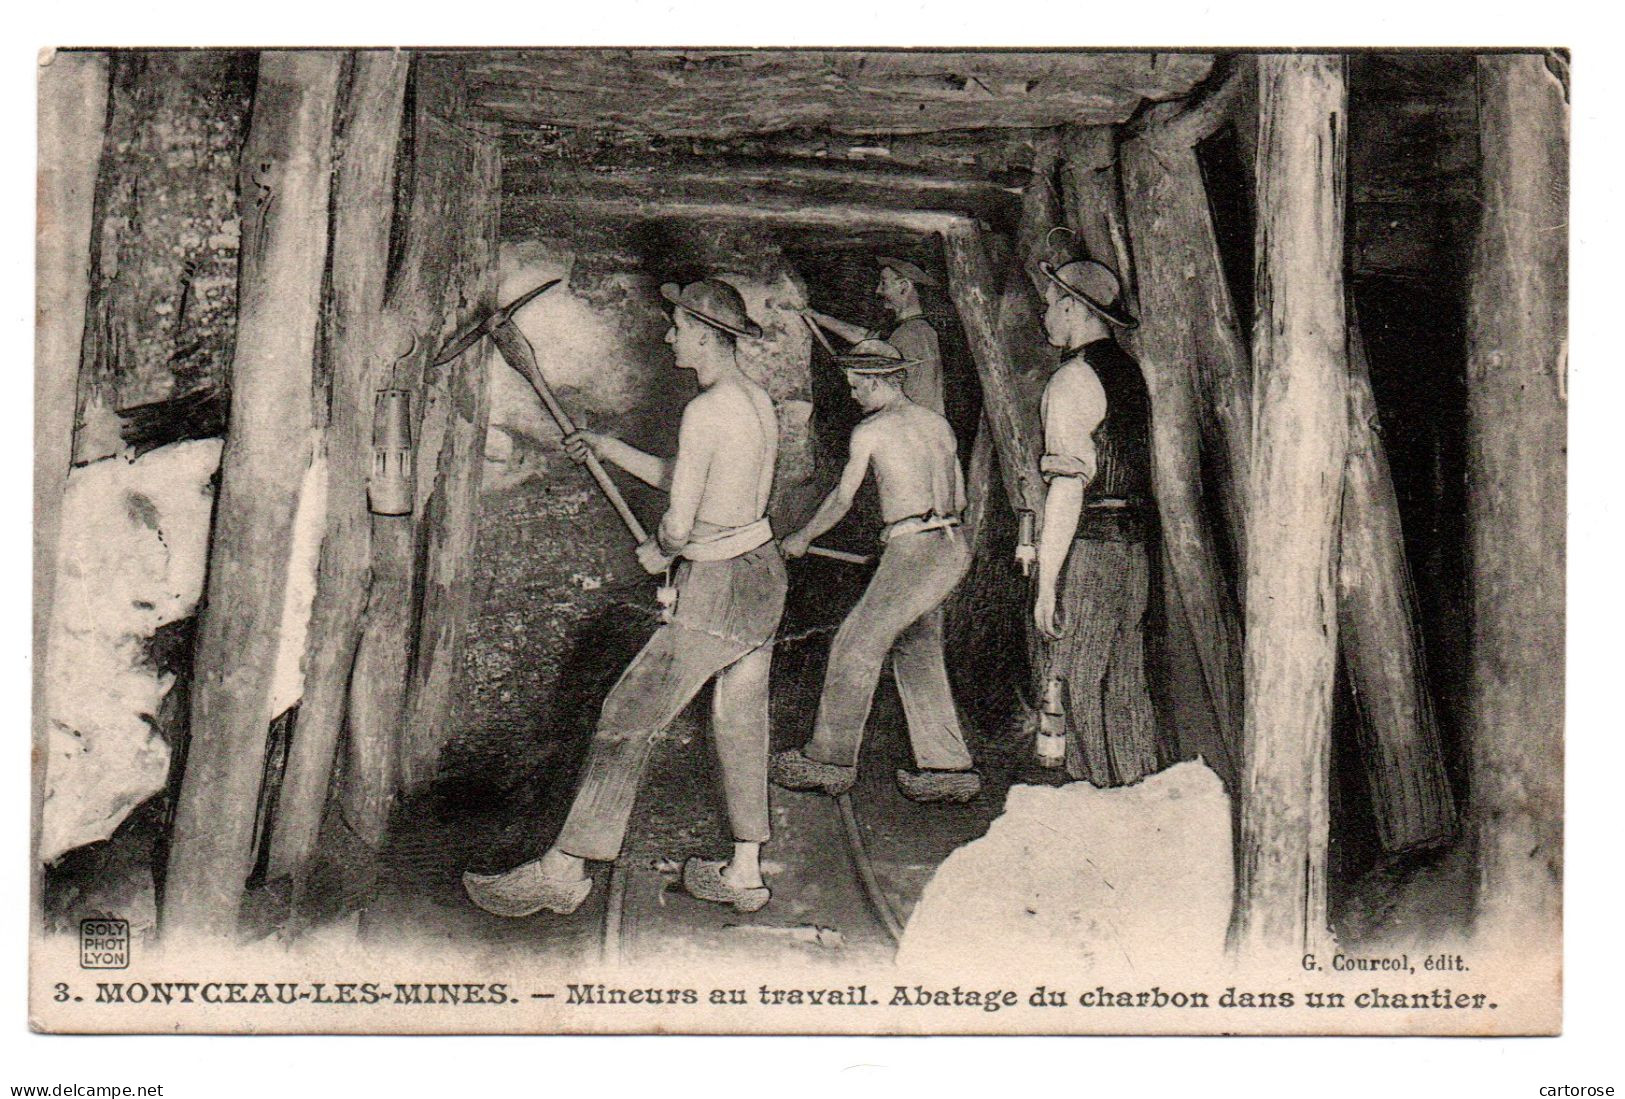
[43,479,1475,959]
[336,480,1030,968]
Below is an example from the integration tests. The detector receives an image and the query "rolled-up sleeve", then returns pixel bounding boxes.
[1040,362,1107,483]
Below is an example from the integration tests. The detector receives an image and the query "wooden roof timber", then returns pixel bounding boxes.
[500,159,1025,230]
[452,49,1214,135]
[502,191,979,241]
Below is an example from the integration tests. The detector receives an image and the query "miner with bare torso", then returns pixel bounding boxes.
[770,339,981,803]
[463,278,787,916]
[803,256,945,416]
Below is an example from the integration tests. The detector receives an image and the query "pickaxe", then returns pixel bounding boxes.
[435,279,648,543]
[436,281,871,566]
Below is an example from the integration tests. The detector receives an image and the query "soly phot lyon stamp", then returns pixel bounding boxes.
[79,918,130,969]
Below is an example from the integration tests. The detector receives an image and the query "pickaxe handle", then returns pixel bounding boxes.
[806,546,872,565]
[487,320,650,545]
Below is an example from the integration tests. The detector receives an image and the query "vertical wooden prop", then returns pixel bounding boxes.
[1466,53,1566,940]
[266,52,410,885]
[400,136,500,791]
[1059,126,1138,309]
[33,49,110,911]
[941,226,1045,519]
[345,58,498,838]
[1117,132,1247,778]
[162,52,343,937]
[947,145,1058,651]
[1341,308,1458,852]
[1232,54,1349,957]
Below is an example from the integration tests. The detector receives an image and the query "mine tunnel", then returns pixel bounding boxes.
[36,48,1565,972]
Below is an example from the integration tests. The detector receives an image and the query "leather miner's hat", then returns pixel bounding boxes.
[1038,258,1139,329]
[660,278,763,338]
[836,338,918,375]
[877,256,940,288]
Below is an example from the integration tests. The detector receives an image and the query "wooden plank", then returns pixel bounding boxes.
[161,52,343,938]
[1231,54,1349,959]
[1059,125,1137,306]
[1118,139,1251,559]
[343,56,499,840]
[940,226,1045,518]
[504,192,973,241]
[1340,306,1457,854]
[1466,53,1566,940]
[33,46,110,920]
[460,50,1213,134]
[1117,134,1245,783]
[501,159,1020,226]
[266,51,410,886]
[399,134,501,791]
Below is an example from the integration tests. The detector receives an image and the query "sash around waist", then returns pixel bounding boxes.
[881,511,964,544]
[681,517,775,562]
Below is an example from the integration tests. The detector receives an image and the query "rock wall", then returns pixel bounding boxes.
[75,52,256,463]
[42,439,223,863]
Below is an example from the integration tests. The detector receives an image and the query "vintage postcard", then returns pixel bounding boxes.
[30,46,1566,1036]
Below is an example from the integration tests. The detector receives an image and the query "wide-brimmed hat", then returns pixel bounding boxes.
[877,256,940,289]
[660,279,763,338]
[1038,258,1138,329]
[836,338,918,375]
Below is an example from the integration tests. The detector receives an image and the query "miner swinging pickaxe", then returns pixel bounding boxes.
[435,278,650,542]
[434,281,871,566]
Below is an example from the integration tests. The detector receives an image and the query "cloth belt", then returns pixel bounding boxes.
[1074,498,1152,543]
[881,511,963,544]
[680,517,775,562]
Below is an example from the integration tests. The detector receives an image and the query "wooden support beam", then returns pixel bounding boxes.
[504,192,975,239]
[462,49,1214,135]
[161,51,343,938]
[266,51,411,886]
[33,47,110,914]
[1123,55,1253,149]
[941,226,1046,519]
[1115,126,1252,561]
[1059,125,1138,307]
[399,134,501,791]
[1340,307,1457,853]
[1231,54,1349,959]
[1118,133,1247,775]
[344,56,500,841]
[501,159,1020,227]
[998,133,1061,335]
[344,58,457,845]
[1466,53,1566,941]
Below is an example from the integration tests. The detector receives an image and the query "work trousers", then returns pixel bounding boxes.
[554,544,787,862]
[805,529,974,771]
[1048,537,1159,786]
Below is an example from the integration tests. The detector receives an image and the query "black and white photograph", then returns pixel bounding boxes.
[28,40,1573,1044]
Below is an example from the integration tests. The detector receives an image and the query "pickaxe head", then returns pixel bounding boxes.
[432,278,561,366]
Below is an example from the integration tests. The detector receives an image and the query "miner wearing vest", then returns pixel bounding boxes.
[802,256,945,415]
[770,339,981,804]
[1032,258,1160,786]
[463,278,786,917]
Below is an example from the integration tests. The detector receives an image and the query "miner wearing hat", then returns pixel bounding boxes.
[1032,258,1160,786]
[803,256,945,415]
[770,339,981,803]
[463,278,786,917]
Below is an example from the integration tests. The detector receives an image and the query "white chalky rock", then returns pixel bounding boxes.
[41,439,222,863]
[896,760,1233,977]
